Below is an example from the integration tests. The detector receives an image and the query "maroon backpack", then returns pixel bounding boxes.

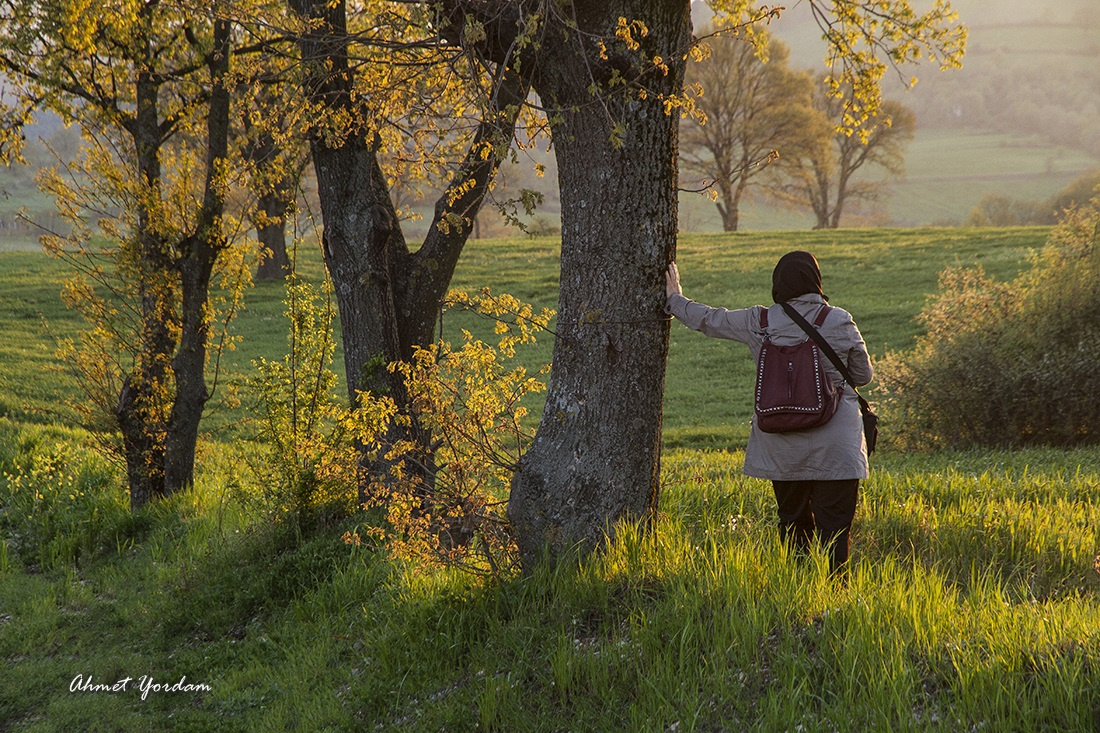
[754,305,841,434]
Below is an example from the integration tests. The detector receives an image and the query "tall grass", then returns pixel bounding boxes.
[1,420,1097,730]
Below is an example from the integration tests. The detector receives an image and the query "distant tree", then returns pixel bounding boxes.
[680,33,826,232]
[773,77,916,229]
[240,81,308,281]
[247,137,300,281]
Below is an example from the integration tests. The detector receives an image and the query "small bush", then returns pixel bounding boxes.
[245,277,552,577]
[243,275,359,533]
[880,196,1100,449]
[355,288,553,576]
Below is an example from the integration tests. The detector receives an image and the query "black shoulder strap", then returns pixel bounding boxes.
[780,302,872,413]
[761,304,829,330]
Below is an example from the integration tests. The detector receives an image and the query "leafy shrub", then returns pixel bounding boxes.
[879,196,1100,449]
[244,275,360,532]
[353,289,553,576]
[246,277,552,576]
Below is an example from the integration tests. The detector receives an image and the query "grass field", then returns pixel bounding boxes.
[0,226,1046,446]
[2,229,1098,731]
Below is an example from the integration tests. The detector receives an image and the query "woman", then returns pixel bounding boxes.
[665,251,873,574]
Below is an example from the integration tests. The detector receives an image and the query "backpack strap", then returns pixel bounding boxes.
[780,301,873,412]
[761,304,830,330]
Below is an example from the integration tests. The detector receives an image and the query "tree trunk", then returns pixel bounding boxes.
[117,375,166,510]
[507,0,691,567]
[243,84,297,281]
[312,137,414,438]
[291,0,526,506]
[120,38,174,510]
[165,254,212,493]
[828,166,853,229]
[290,0,419,507]
[812,166,832,229]
[163,18,233,494]
[716,178,740,232]
[254,185,293,280]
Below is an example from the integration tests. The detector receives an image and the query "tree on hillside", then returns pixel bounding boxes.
[0,2,247,507]
[680,33,826,232]
[771,77,916,229]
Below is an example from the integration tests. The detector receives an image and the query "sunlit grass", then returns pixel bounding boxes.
[1,421,1097,730]
[2,228,1097,729]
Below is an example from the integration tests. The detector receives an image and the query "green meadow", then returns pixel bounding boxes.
[1,229,1098,731]
[0,226,1044,444]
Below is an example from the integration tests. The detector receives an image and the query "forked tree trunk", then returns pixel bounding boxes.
[291,0,526,505]
[115,18,233,504]
[507,0,691,567]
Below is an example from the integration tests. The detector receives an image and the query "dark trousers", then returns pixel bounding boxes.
[771,479,860,575]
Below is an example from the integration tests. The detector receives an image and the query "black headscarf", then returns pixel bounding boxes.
[772,251,827,303]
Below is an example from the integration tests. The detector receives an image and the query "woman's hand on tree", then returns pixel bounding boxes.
[665,262,682,299]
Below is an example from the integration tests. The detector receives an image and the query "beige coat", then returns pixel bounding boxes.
[667,292,873,481]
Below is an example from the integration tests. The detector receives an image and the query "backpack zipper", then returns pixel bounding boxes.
[787,361,794,399]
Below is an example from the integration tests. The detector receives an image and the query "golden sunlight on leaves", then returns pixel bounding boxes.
[615,17,649,51]
[356,288,553,576]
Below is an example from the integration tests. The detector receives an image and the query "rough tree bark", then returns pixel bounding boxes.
[117,26,175,510]
[499,1,692,566]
